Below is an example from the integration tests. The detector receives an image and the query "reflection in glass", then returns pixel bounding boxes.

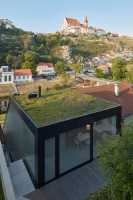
[60,127,90,173]
[45,137,55,182]
[93,116,116,158]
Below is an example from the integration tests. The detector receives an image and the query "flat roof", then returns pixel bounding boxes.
[78,81,132,117]
[15,88,118,127]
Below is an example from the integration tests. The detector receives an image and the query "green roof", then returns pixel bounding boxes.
[15,88,117,127]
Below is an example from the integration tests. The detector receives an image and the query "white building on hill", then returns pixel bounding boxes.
[61,16,89,35]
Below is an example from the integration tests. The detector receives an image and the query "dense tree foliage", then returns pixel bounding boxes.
[55,61,67,75]
[70,63,81,78]
[89,125,133,200]
[0,20,114,74]
[96,68,105,78]
[89,186,112,200]
[112,58,127,80]
[126,63,133,83]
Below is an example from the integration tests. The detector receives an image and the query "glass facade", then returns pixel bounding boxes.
[44,137,55,182]
[5,103,35,179]
[93,116,116,158]
[60,127,90,173]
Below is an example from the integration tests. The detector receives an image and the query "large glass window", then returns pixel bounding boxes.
[4,76,7,82]
[8,75,11,82]
[44,137,55,182]
[4,102,35,179]
[60,127,90,174]
[93,116,116,158]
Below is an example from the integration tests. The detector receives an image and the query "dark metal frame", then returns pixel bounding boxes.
[6,97,122,188]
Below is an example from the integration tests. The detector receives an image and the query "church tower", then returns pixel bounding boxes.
[83,16,89,33]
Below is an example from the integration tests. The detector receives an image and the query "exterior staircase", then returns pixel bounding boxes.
[9,159,35,199]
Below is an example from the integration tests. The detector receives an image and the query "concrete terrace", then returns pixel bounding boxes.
[25,160,106,200]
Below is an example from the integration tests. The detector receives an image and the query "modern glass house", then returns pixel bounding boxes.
[4,88,122,188]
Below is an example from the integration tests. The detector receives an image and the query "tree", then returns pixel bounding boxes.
[96,126,133,200]
[126,64,133,83]
[55,61,66,75]
[20,34,33,50]
[6,54,17,68]
[22,51,39,74]
[112,58,127,80]
[70,63,81,78]
[96,68,105,78]
[60,73,70,86]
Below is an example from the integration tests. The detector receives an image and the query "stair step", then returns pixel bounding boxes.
[9,159,35,198]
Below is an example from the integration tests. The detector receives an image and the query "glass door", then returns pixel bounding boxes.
[44,137,56,182]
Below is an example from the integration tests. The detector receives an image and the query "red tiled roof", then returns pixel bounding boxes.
[37,63,54,69]
[15,69,32,76]
[66,18,81,26]
[79,81,133,118]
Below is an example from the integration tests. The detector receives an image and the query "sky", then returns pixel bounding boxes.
[0,0,133,36]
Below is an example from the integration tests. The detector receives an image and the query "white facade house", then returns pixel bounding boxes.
[37,63,56,76]
[0,66,14,84]
[14,69,33,83]
[0,66,33,84]
[61,17,89,35]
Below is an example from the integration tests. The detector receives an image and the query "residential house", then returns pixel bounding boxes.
[0,66,14,84]
[36,63,56,76]
[14,69,33,82]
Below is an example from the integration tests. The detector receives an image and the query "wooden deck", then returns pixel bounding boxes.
[25,160,106,200]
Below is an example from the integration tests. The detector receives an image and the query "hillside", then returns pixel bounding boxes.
[0,18,133,73]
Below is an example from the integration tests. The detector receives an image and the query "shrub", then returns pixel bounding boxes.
[88,186,112,200]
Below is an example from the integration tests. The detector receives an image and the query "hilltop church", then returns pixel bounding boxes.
[61,16,89,35]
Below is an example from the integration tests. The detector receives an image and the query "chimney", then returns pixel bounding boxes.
[38,85,42,98]
[114,83,120,97]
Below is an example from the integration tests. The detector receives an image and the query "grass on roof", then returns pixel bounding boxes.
[15,88,115,127]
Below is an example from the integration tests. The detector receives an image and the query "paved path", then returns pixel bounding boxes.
[26,160,106,200]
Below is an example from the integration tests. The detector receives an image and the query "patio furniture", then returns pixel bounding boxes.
[77,132,90,142]
[74,132,90,146]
